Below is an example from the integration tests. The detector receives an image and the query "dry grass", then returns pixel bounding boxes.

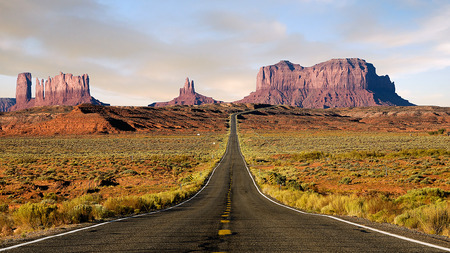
[241,128,450,237]
[0,133,226,239]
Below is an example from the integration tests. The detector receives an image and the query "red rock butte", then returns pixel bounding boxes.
[235,58,414,108]
[149,77,222,107]
[9,72,108,111]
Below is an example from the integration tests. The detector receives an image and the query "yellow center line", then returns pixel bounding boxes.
[218,229,232,236]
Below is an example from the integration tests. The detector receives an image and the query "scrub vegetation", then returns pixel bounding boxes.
[0,133,226,239]
[239,129,450,237]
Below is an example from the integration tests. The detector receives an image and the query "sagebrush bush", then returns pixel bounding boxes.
[13,202,60,230]
[0,213,13,236]
[417,202,449,235]
[67,204,94,223]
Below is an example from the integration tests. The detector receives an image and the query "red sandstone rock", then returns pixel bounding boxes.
[10,72,108,111]
[149,77,222,107]
[236,58,414,108]
[15,73,32,105]
[0,98,16,112]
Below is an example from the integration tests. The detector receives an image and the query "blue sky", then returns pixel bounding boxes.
[0,0,449,106]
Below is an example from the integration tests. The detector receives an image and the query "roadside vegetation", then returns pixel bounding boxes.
[239,129,450,237]
[0,133,226,239]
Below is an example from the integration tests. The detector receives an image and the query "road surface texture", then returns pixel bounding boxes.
[2,114,450,252]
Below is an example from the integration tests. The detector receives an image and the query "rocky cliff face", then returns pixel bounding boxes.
[149,78,222,107]
[0,98,16,112]
[237,58,414,108]
[10,72,108,111]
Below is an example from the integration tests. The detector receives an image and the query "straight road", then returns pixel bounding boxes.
[3,114,450,252]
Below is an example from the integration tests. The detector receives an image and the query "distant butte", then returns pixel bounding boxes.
[149,77,222,107]
[9,72,108,111]
[235,58,414,108]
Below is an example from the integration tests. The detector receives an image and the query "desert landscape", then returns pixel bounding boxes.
[1,1,450,251]
[0,103,449,241]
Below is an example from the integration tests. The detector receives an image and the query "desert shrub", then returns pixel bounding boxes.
[60,194,104,223]
[0,214,13,236]
[13,202,60,230]
[428,129,446,135]
[92,204,112,220]
[339,177,352,185]
[337,150,386,160]
[67,204,94,223]
[391,149,449,158]
[292,151,325,161]
[275,174,286,186]
[394,211,420,229]
[395,202,450,235]
[103,196,139,215]
[121,169,138,175]
[343,197,365,217]
[43,192,59,202]
[396,188,450,209]
[321,195,350,215]
[140,195,160,210]
[0,204,9,213]
[301,182,318,192]
[418,202,449,235]
[287,179,302,191]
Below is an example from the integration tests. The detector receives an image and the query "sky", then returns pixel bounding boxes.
[0,0,449,106]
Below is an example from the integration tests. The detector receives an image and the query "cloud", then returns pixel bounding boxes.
[0,0,355,104]
[0,0,448,106]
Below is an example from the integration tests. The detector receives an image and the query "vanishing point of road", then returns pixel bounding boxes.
[2,114,450,252]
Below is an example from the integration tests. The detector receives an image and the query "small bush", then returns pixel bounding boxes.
[0,204,9,213]
[67,204,93,223]
[13,202,59,230]
[292,151,325,161]
[0,214,13,236]
[418,202,450,235]
[395,211,420,229]
[396,188,450,209]
[339,177,352,185]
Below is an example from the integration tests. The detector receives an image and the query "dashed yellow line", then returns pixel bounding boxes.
[218,229,232,236]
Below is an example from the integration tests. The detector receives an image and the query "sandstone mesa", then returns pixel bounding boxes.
[8,72,108,111]
[235,58,414,108]
[1,58,415,111]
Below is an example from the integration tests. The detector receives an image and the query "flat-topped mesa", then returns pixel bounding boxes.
[149,77,222,107]
[10,72,108,111]
[237,58,413,108]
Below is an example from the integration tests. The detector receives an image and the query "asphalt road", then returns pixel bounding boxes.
[3,114,450,252]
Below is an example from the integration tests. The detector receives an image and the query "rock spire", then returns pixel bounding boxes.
[149,77,222,107]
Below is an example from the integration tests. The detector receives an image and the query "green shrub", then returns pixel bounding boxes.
[394,211,420,229]
[67,204,93,223]
[292,151,325,161]
[339,177,352,185]
[396,188,450,209]
[13,202,59,229]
